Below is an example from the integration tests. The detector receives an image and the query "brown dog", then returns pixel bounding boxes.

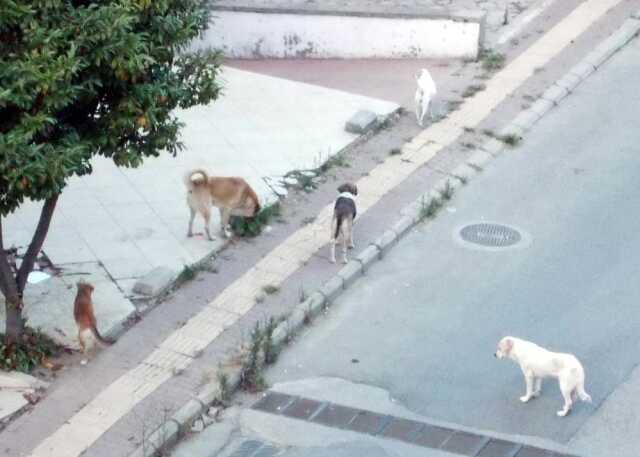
[184,169,261,240]
[74,281,113,364]
[330,183,358,264]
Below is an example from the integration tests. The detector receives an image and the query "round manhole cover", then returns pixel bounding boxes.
[459,223,522,247]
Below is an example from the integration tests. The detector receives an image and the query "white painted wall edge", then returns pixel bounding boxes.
[192,11,482,59]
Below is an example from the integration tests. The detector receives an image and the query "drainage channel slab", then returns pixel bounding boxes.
[252,391,578,457]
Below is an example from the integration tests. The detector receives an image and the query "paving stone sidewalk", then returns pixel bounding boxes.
[1,66,397,349]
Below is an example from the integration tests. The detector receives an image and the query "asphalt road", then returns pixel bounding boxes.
[173,37,640,457]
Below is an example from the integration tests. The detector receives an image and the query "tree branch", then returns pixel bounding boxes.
[16,195,59,292]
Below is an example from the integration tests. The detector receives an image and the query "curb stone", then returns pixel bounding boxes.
[371,229,398,257]
[337,261,364,289]
[541,83,569,105]
[478,138,505,157]
[129,20,640,457]
[451,163,478,182]
[568,61,596,81]
[466,149,493,170]
[355,244,382,271]
[511,109,541,131]
[529,98,555,119]
[555,72,582,93]
[318,275,344,302]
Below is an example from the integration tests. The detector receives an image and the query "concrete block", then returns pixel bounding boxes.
[399,201,422,222]
[318,275,344,302]
[466,150,493,170]
[555,73,582,93]
[451,163,478,183]
[541,84,569,105]
[391,215,416,239]
[306,291,327,317]
[584,47,615,69]
[133,421,180,457]
[529,98,555,119]
[345,110,378,134]
[479,138,505,157]
[172,399,204,433]
[569,62,596,81]
[288,308,307,329]
[371,230,397,257]
[355,244,381,271]
[196,382,221,406]
[511,109,541,131]
[133,266,176,296]
[337,261,363,289]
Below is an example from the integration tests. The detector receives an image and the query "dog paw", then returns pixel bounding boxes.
[520,395,531,403]
[80,359,88,366]
[557,409,569,417]
[329,258,336,264]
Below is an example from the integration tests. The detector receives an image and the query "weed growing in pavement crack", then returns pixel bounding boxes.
[298,285,308,303]
[239,323,266,392]
[262,317,278,365]
[419,196,443,221]
[262,284,280,295]
[216,372,231,406]
[441,181,454,201]
[480,49,506,72]
[462,84,486,98]
[498,133,522,146]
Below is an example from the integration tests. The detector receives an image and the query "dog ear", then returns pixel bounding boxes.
[352,185,358,196]
[504,338,513,353]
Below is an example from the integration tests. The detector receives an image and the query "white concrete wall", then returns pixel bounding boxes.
[195,11,481,59]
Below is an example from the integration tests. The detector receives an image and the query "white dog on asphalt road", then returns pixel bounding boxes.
[495,336,592,417]
[415,68,437,127]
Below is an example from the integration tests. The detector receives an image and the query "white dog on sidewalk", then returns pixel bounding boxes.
[415,68,437,127]
[495,336,592,417]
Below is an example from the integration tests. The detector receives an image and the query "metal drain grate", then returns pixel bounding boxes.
[459,223,522,247]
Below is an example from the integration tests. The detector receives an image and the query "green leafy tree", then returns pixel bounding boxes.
[0,0,222,344]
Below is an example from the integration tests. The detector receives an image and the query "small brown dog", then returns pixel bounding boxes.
[184,169,261,240]
[330,183,358,264]
[74,281,113,364]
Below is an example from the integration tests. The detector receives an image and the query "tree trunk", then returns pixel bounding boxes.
[4,294,24,344]
[0,195,59,344]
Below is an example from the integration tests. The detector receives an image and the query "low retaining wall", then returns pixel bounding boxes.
[195,6,484,59]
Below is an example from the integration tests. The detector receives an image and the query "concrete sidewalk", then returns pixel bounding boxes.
[1,66,397,348]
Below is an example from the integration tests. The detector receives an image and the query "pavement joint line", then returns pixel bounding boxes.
[249,392,578,457]
[27,3,634,456]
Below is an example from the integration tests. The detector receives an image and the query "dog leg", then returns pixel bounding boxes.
[187,206,196,237]
[347,218,355,249]
[329,217,337,263]
[533,377,543,397]
[557,379,574,417]
[520,373,535,403]
[203,208,214,241]
[219,208,232,238]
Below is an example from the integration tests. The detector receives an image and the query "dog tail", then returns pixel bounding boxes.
[184,169,208,190]
[576,382,592,403]
[90,325,114,347]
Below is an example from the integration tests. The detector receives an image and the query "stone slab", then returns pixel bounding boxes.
[345,110,378,134]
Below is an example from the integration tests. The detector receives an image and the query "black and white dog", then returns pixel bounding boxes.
[330,183,358,264]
